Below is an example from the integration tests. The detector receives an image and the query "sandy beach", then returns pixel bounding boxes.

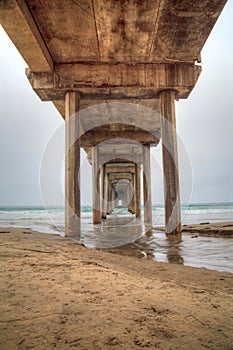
[0,227,232,350]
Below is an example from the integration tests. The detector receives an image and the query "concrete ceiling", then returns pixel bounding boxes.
[0,0,227,154]
[26,0,226,64]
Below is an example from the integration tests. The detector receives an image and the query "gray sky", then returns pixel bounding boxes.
[0,1,233,206]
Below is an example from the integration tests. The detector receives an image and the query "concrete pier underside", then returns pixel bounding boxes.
[0,0,227,236]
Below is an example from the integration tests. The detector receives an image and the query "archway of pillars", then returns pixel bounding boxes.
[108,173,134,215]
[64,96,180,237]
[108,178,131,214]
[91,149,152,225]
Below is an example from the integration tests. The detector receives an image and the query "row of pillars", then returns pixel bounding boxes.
[65,90,181,238]
[92,162,149,224]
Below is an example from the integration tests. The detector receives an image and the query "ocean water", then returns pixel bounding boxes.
[0,203,232,234]
[0,203,233,273]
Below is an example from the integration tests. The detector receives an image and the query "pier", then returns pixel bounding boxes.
[0,0,227,237]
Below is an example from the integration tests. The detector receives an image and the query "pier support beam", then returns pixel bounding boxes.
[135,165,141,217]
[65,91,81,238]
[110,184,116,212]
[108,181,114,214]
[130,175,135,215]
[104,171,109,217]
[101,165,106,219]
[128,182,133,214]
[122,185,127,208]
[126,183,131,213]
[112,186,117,211]
[92,146,101,224]
[143,144,152,224]
[159,90,181,234]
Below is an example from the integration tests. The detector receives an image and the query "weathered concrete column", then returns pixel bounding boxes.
[159,90,181,234]
[122,186,127,208]
[110,184,116,212]
[126,183,131,213]
[128,175,135,214]
[65,91,81,238]
[107,179,111,214]
[103,171,109,217]
[127,181,133,214]
[92,145,101,224]
[130,175,135,215]
[108,181,113,213]
[111,188,117,210]
[143,144,152,224]
[135,165,141,217]
[101,165,106,219]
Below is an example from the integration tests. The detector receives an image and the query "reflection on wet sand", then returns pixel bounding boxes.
[79,209,233,273]
[81,214,184,265]
[81,215,144,249]
[165,235,184,264]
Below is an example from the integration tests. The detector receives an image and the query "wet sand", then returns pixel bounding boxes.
[0,228,233,350]
[156,221,233,237]
[182,221,233,237]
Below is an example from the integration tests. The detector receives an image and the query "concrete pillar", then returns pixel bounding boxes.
[132,174,136,214]
[92,145,101,224]
[115,189,119,209]
[107,181,110,214]
[159,90,181,234]
[129,175,135,214]
[65,91,81,238]
[126,183,131,213]
[108,181,113,213]
[135,165,141,217]
[111,188,116,210]
[122,185,127,208]
[127,182,132,214]
[110,184,116,212]
[100,165,105,219]
[103,171,108,217]
[143,144,152,224]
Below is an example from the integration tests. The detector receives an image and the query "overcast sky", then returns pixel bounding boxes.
[0,1,233,207]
